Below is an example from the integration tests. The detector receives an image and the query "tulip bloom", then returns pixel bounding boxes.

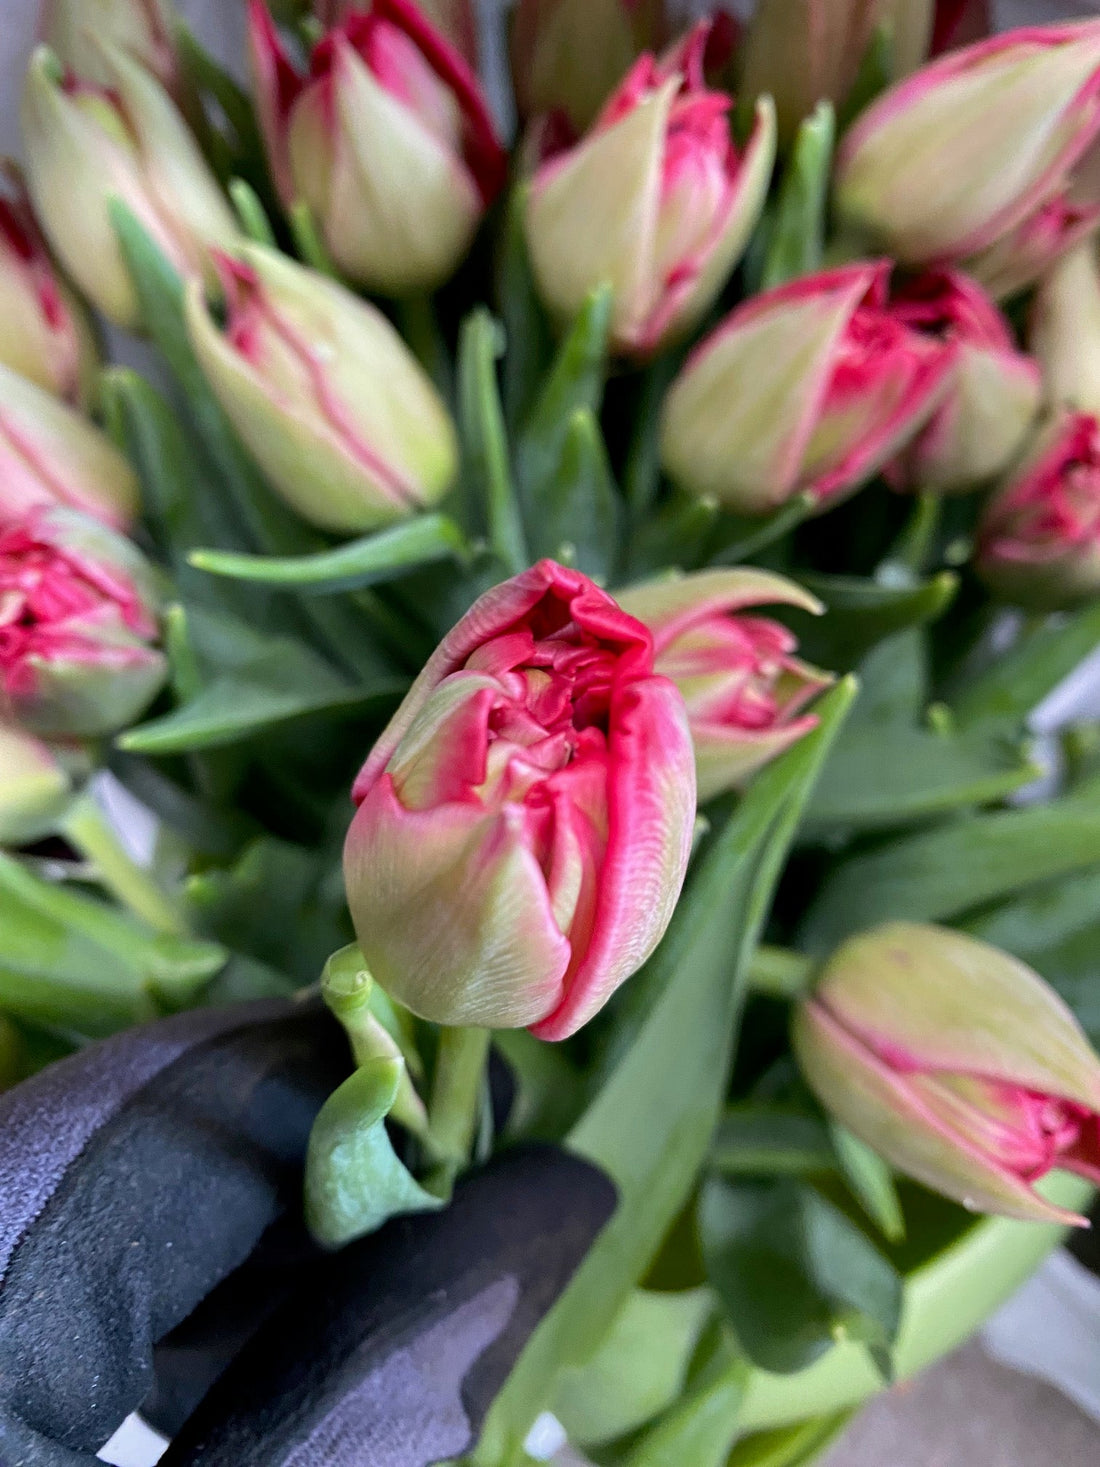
[248,0,506,294]
[345,560,695,1040]
[0,172,96,405]
[0,506,165,738]
[964,189,1100,301]
[616,569,831,801]
[1031,243,1100,419]
[976,410,1100,610]
[794,922,1100,1225]
[511,0,668,136]
[0,719,79,846]
[186,244,457,534]
[525,21,775,357]
[39,0,184,103]
[21,43,238,329]
[0,363,139,531]
[888,270,1040,495]
[835,23,1100,270]
[315,0,478,62]
[661,261,954,513]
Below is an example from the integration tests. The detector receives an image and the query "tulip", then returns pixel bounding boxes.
[1030,243,1100,418]
[344,559,696,1040]
[0,720,80,846]
[0,363,139,531]
[510,0,667,136]
[881,0,935,78]
[888,269,1040,495]
[975,409,1100,610]
[39,0,184,104]
[525,21,775,357]
[660,261,954,513]
[0,505,165,738]
[248,0,506,294]
[834,23,1100,269]
[793,922,1100,1225]
[185,243,457,534]
[963,189,1100,301]
[20,43,239,329]
[739,0,883,145]
[616,568,831,800]
[0,169,97,405]
[315,0,478,63]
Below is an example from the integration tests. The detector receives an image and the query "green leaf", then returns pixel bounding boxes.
[760,103,835,290]
[830,1125,905,1244]
[609,1330,749,1467]
[626,492,720,579]
[472,678,858,1464]
[527,408,622,580]
[837,20,894,132]
[229,177,277,246]
[624,353,681,521]
[515,286,613,519]
[304,1057,442,1248]
[497,184,555,431]
[792,571,958,670]
[0,853,225,1036]
[709,496,816,568]
[800,779,1100,953]
[699,1177,902,1376]
[457,309,526,572]
[950,602,1100,735]
[710,1106,835,1178]
[189,514,469,594]
[552,1288,715,1449]
[727,1411,854,1467]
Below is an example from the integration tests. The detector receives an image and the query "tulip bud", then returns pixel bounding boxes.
[525,22,775,357]
[888,269,1040,495]
[661,261,954,514]
[248,0,506,294]
[511,0,667,136]
[975,409,1100,610]
[39,0,184,104]
[880,0,934,78]
[963,189,1100,301]
[0,720,84,845]
[0,363,139,530]
[616,568,831,800]
[1031,243,1100,419]
[21,42,239,329]
[739,0,884,145]
[835,23,1100,269]
[316,0,478,64]
[793,922,1100,1225]
[0,168,97,405]
[344,560,695,1040]
[185,243,457,534]
[0,505,165,738]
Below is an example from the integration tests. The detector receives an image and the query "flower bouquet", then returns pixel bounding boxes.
[2,1,1100,1463]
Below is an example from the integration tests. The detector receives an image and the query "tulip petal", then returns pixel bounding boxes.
[616,567,824,654]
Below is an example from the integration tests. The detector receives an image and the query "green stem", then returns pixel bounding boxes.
[61,793,187,936]
[429,1025,491,1167]
[747,945,815,1000]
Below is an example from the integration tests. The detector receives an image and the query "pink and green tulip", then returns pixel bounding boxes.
[616,568,831,801]
[39,0,184,105]
[660,261,954,513]
[1031,242,1100,419]
[344,560,696,1041]
[0,505,165,739]
[524,20,775,357]
[794,922,1100,1226]
[0,719,81,846]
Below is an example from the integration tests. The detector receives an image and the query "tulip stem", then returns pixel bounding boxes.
[61,793,187,937]
[747,944,815,999]
[429,1025,492,1168]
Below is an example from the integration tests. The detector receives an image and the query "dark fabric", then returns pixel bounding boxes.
[160,1146,616,1467]
[0,999,350,1459]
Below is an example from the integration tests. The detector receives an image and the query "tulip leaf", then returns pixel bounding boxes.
[609,1328,749,1467]
[761,102,835,290]
[698,1175,902,1377]
[527,408,622,580]
[551,1288,715,1449]
[457,309,527,573]
[790,571,959,669]
[0,852,225,1037]
[472,677,858,1464]
[710,1106,836,1178]
[188,514,470,593]
[625,492,721,579]
[800,778,1100,953]
[726,1411,854,1467]
[229,177,277,247]
[830,1125,905,1245]
[709,495,817,568]
[624,352,682,520]
[949,601,1100,735]
[304,1056,443,1249]
[498,184,555,431]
